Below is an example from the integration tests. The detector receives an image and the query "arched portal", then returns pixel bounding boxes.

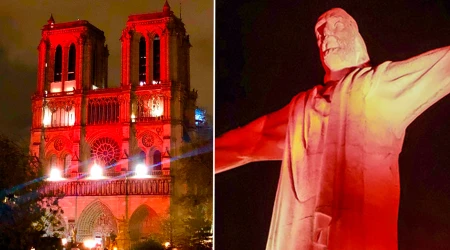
[129,205,159,242]
[76,201,117,243]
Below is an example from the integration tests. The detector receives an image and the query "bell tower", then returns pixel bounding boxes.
[120,0,190,89]
[36,15,109,95]
[120,0,196,160]
[31,15,109,173]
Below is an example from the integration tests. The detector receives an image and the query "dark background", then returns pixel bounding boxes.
[215,0,450,249]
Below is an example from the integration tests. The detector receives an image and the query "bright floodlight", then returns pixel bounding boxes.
[83,239,95,248]
[90,162,103,179]
[61,238,67,246]
[135,163,148,177]
[47,168,63,181]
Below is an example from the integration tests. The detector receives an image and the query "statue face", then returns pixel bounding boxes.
[315,9,366,72]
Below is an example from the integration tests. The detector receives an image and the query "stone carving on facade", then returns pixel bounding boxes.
[137,130,163,149]
[53,138,64,151]
[142,134,154,147]
[45,135,72,157]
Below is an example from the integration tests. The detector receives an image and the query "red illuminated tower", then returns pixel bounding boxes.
[30,2,196,248]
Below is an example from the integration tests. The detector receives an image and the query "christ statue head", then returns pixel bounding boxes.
[315,8,370,81]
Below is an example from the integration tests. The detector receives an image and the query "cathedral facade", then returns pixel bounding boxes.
[29,2,196,248]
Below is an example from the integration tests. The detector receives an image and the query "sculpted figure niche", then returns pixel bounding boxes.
[215,8,450,250]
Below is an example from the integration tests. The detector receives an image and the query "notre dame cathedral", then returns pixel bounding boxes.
[29,1,202,249]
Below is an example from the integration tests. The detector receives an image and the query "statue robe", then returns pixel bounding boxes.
[266,46,450,250]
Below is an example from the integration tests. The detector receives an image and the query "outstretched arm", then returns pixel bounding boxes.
[215,103,291,174]
[369,46,450,130]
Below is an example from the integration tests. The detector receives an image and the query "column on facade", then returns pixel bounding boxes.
[103,45,109,88]
[120,94,131,123]
[85,40,92,89]
[74,98,81,126]
[120,28,132,86]
[160,30,169,82]
[123,129,131,172]
[145,32,152,85]
[164,95,169,120]
[31,99,42,129]
[169,32,179,83]
[37,39,47,95]
[76,35,85,90]
[72,143,80,173]
[185,38,191,91]
[47,45,56,90]
[61,44,68,91]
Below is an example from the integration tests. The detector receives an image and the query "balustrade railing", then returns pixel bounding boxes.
[43,178,171,196]
[63,170,169,178]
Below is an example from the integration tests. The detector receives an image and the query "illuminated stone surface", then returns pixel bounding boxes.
[215,8,450,250]
[29,2,197,249]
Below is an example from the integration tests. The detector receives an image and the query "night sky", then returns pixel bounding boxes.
[216,0,450,249]
[0,0,213,141]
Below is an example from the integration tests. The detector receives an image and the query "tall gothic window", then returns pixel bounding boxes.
[50,154,57,168]
[54,45,62,81]
[153,150,161,170]
[153,35,160,82]
[139,37,146,84]
[136,95,165,122]
[64,154,72,173]
[68,44,76,81]
[43,105,75,127]
[87,97,120,125]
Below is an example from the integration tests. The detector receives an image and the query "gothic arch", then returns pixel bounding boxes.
[148,27,164,38]
[149,149,162,170]
[45,135,73,158]
[62,152,72,173]
[137,130,163,149]
[85,129,121,146]
[129,205,159,242]
[152,34,161,81]
[68,43,76,81]
[54,45,62,81]
[138,36,147,84]
[76,200,117,242]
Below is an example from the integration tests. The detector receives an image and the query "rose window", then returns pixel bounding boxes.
[142,134,154,147]
[90,137,120,167]
[54,138,64,151]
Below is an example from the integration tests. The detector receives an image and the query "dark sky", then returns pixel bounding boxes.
[0,0,213,141]
[216,0,450,249]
